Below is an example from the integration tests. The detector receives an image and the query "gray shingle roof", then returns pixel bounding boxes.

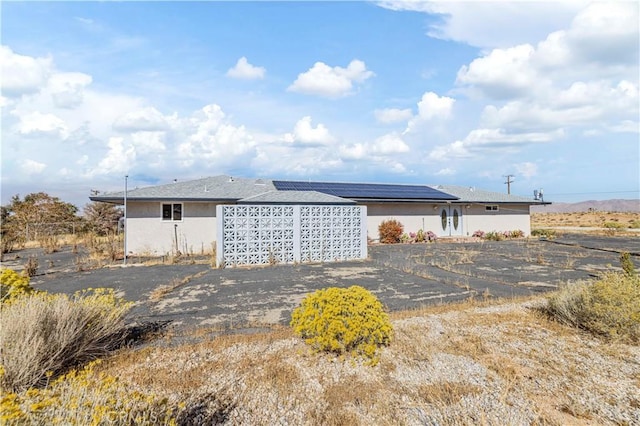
[434,185,543,204]
[91,175,276,202]
[238,190,355,204]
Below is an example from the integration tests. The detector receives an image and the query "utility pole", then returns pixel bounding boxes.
[503,174,515,194]
[124,175,128,266]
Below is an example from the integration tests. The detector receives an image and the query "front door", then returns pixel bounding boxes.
[440,206,463,236]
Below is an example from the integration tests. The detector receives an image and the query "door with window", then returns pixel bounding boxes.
[440,205,463,236]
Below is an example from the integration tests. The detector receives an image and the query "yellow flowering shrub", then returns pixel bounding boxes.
[0,268,35,304]
[546,272,640,343]
[290,285,393,364]
[0,360,178,425]
[1,288,133,392]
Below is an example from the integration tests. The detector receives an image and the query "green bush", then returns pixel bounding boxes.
[620,252,636,276]
[378,219,404,244]
[1,288,133,392]
[544,273,640,343]
[531,228,557,239]
[290,285,393,364]
[0,268,35,304]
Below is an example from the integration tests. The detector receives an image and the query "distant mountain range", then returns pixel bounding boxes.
[531,199,639,213]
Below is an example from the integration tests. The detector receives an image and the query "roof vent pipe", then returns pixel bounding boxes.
[228,176,234,182]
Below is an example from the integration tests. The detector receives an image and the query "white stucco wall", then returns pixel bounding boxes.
[125,201,217,255]
[365,202,532,240]
[461,204,531,236]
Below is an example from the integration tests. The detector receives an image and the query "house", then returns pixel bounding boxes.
[91,175,548,264]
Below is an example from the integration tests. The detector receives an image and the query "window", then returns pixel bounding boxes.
[485,205,499,211]
[162,203,182,221]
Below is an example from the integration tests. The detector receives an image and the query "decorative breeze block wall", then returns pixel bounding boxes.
[216,205,367,267]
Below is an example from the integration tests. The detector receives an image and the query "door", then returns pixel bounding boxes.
[440,206,463,236]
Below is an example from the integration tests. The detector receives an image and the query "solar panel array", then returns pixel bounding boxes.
[273,180,458,200]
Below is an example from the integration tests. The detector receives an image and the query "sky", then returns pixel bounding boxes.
[1,1,639,209]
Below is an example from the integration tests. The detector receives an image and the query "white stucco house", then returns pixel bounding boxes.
[91,175,548,265]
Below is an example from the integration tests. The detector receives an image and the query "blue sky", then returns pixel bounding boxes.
[1,1,638,209]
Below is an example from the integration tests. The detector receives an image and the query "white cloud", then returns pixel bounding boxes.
[20,159,46,175]
[284,116,334,145]
[113,107,169,132]
[14,111,69,139]
[1,45,52,97]
[374,108,412,124]
[176,104,255,166]
[226,57,266,80]
[435,168,456,176]
[48,72,92,108]
[92,137,136,176]
[338,132,409,160]
[377,1,582,49]
[288,60,374,98]
[405,91,455,133]
[514,162,538,179]
[371,133,409,154]
[456,44,537,100]
[429,128,563,161]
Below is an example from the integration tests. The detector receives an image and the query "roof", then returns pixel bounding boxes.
[91,175,276,203]
[434,185,546,204]
[273,180,457,202]
[90,175,545,205]
[237,190,355,205]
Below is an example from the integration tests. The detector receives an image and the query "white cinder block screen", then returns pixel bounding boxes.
[216,205,367,267]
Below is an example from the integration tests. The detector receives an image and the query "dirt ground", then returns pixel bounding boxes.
[532,211,640,229]
[2,233,637,341]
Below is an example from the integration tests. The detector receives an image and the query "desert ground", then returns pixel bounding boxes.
[2,212,639,425]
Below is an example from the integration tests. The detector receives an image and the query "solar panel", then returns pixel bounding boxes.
[273,180,458,200]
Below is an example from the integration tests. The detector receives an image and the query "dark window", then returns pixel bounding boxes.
[441,209,447,230]
[485,205,499,211]
[162,204,172,220]
[173,204,182,221]
[162,203,182,220]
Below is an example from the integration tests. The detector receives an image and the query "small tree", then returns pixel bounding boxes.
[84,201,123,236]
[1,193,81,250]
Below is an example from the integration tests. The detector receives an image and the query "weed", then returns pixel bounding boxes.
[620,252,636,276]
[23,256,38,277]
[543,273,640,343]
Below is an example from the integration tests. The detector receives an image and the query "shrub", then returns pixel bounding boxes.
[290,285,393,364]
[544,273,640,343]
[425,230,437,242]
[509,229,525,238]
[378,219,403,244]
[0,269,35,305]
[483,231,504,241]
[472,230,485,238]
[0,288,133,392]
[603,221,625,229]
[23,256,38,278]
[0,360,178,425]
[531,228,557,239]
[620,252,636,276]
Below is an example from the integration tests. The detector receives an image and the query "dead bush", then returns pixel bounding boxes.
[378,219,404,244]
[0,288,133,392]
[543,272,640,343]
